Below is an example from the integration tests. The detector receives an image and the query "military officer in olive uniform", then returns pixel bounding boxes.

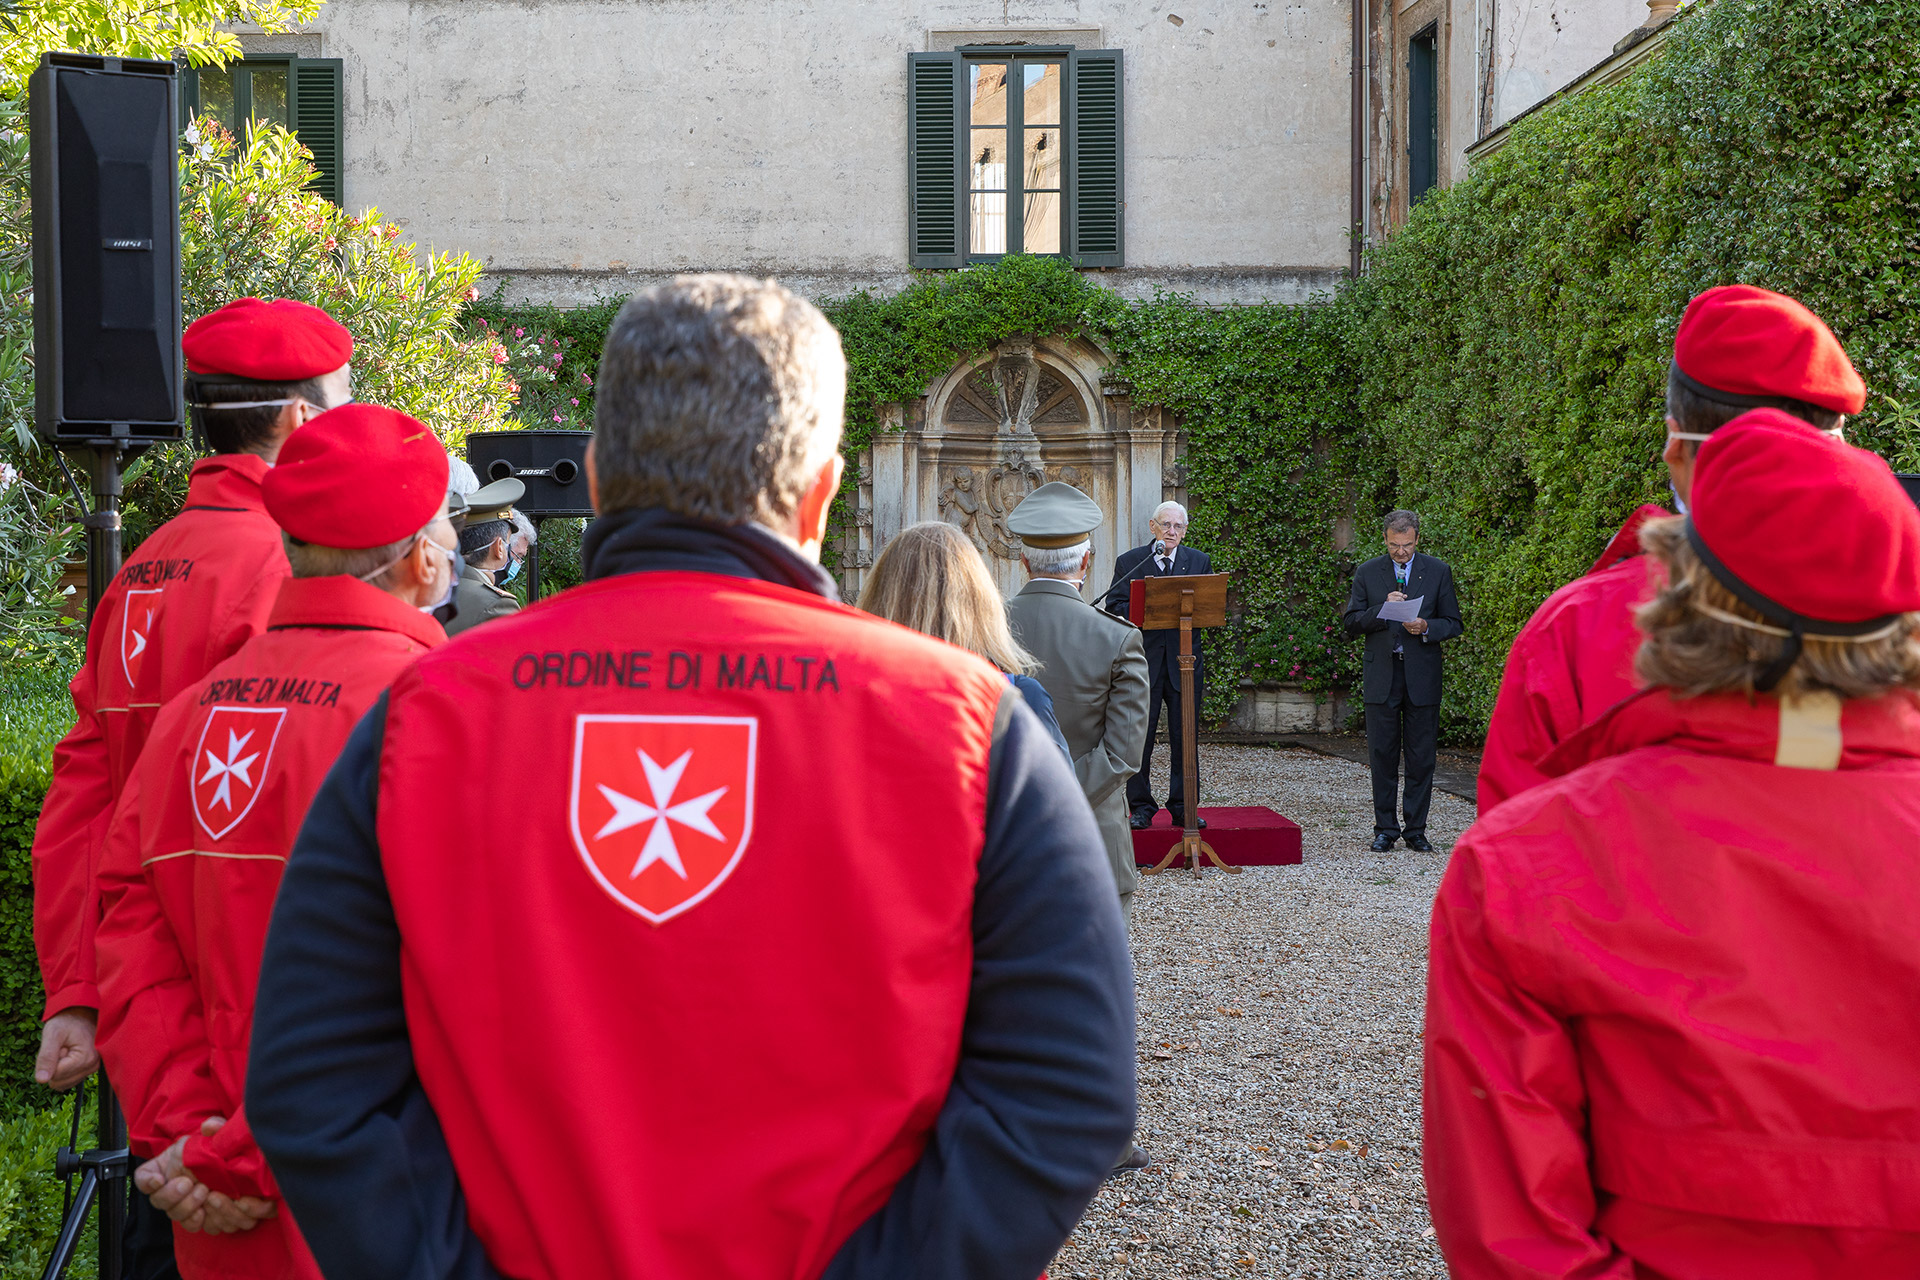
[1005,483,1152,910]
[445,477,525,637]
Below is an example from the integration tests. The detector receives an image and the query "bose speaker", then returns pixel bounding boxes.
[467,430,594,517]
[30,52,184,447]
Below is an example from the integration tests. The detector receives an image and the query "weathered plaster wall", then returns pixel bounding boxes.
[277,0,1360,304]
[1489,0,1642,127]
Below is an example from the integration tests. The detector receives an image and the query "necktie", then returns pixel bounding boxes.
[1155,554,1169,572]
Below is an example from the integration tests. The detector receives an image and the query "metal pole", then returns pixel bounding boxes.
[1351,0,1366,277]
[83,444,125,615]
[526,516,544,603]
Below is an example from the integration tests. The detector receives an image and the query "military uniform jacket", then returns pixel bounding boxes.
[444,562,521,637]
[1007,578,1151,898]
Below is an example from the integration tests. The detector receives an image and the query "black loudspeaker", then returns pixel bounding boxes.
[467,430,593,517]
[30,52,184,446]
[1898,475,1920,511]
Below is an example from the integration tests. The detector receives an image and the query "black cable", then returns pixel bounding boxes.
[52,450,89,518]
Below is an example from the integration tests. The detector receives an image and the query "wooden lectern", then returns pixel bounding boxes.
[1130,572,1237,879]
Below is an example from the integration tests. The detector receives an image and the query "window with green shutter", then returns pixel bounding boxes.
[181,57,344,204]
[908,47,1124,268]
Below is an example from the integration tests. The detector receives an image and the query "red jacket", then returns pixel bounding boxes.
[1426,687,1920,1279]
[34,455,290,1018]
[95,576,443,1280]
[377,572,1006,1279]
[1476,505,1670,812]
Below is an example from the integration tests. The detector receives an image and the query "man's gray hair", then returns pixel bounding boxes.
[1385,509,1420,535]
[1152,500,1188,524]
[283,528,421,582]
[593,274,846,526]
[1023,539,1092,578]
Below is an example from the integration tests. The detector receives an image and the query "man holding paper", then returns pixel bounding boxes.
[1343,510,1462,852]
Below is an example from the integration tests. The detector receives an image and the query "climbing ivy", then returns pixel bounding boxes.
[1351,0,1920,737]
[475,259,1364,724]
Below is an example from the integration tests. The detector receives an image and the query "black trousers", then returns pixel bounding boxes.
[1365,656,1438,839]
[1126,662,1196,817]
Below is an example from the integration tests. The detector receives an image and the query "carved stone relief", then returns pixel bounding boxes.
[841,334,1186,600]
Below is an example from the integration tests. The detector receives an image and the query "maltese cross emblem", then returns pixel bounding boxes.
[190,706,287,840]
[120,589,163,688]
[570,715,757,924]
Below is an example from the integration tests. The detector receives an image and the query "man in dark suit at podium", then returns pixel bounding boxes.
[1101,501,1213,831]
[1342,510,1462,853]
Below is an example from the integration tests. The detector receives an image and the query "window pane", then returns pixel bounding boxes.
[199,65,235,131]
[970,128,1007,192]
[1023,190,1061,254]
[969,64,1009,127]
[971,192,1007,255]
[1023,127,1061,192]
[248,67,289,132]
[1023,63,1061,126]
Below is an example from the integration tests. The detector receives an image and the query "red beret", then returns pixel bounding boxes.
[262,404,451,549]
[1672,284,1865,415]
[184,297,353,382]
[1690,408,1920,624]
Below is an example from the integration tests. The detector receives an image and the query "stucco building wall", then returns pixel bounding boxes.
[267,0,1361,305]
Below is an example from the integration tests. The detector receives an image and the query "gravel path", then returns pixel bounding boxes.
[1050,744,1478,1280]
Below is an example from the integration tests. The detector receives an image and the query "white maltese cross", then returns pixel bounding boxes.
[198,728,261,812]
[593,749,728,880]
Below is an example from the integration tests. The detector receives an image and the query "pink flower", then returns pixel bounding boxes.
[583,374,593,386]
[570,398,579,406]
[552,412,563,422]
[466,286,480,301]
[514,328,524,338]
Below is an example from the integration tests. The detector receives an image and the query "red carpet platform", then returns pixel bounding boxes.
[1130,807,1303,867]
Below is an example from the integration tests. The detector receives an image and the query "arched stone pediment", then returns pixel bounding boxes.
[841,333,1187,601]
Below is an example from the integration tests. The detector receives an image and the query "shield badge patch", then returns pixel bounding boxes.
[570,715,757,925]
[121,589,163,688]
[191,706,287,841]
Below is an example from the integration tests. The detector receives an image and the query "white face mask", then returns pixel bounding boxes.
[358,531,461,611]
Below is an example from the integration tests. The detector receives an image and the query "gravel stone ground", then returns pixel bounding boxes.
[1050,743,1478,1280]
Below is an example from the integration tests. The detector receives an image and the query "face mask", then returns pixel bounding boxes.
[499,554,523,584]
[1670,483,1690,517]
[423,537,461,613]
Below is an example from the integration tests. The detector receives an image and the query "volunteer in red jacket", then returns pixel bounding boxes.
[32,298,353,1096]
[245,275,1136,1280]
[95,404,454,1279]
[1427,410,1920,1277]
[1476,284,1866,811]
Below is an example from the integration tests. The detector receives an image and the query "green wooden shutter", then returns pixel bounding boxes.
[1067,49,1123,268]
[293,57,344,204]
[907,52,963,269]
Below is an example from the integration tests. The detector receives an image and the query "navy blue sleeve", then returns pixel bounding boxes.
[1008,673,1073,764]
[246,696,502,1280]
[821,690,1137,1280]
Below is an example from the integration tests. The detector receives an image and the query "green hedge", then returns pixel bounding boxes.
[0,665,74,1116]
[1353,0,1920,736]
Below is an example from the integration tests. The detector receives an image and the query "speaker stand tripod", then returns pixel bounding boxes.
[42,435,138,1280]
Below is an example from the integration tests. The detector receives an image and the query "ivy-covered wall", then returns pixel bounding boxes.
[1352,0,1920,735]
[472,259,1368,723]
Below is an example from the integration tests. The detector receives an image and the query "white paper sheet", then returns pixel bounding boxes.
[1377,595,1424,623]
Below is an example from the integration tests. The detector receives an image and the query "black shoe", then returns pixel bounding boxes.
[1169,813,1207,830]
[1405,835,1435,853]
[1129,809,1156,830]
[1369,833,1397,852]
[1108,1144,1151,1176]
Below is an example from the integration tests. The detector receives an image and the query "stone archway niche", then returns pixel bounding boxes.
[842,334,1186,601]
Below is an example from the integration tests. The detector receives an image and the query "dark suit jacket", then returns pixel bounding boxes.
[1342,552,1462,706]
[1099,542,1212,691]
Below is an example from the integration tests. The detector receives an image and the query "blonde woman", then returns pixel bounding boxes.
[859,521,1071,760]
